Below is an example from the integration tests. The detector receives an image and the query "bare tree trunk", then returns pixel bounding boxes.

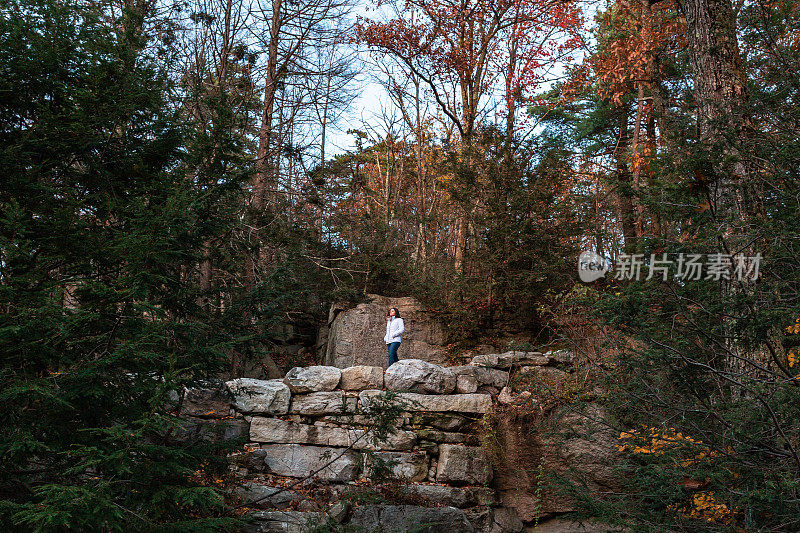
[631,84,646,237]
[646,109,661,238]
[253,0,282,209]
[615,105,638,252]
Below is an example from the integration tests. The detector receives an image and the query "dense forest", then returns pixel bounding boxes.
[2,0,800,529]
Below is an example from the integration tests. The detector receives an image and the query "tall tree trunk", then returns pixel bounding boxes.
[646,111,662,238]
[615,105,638,252]
[239,0,283,379]
[683,0,750,225]
[253,0,282,209]
[681,0,778,378]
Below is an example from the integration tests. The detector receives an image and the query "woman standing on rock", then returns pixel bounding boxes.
[384,307,405,366]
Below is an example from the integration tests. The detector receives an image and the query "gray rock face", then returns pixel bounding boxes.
[396,484,498,508]
[260,444,361,482]
[250,417,416,451]
[340,365,384,391]
[318,414,403,428]
[455,373,478,394]
[175,417,249,443]
[491,403,620,522]
[414,429,478,445]
[289,391,356,415]
[364,451,430,482]
[436,444,493,485]
[284,366,341,393]
[547,350,575,365]
[327,500,350,524]
[235,482,307,509]
[348,505,474,533]
[474,367,510,389]
[243,511,323,533]
[409,413,475,432]
[359,390,492,414]
[181,386,230,418]
[490,507,524,533]
[470,351,549,369]
[323,295,448,368]
[226,378,291,415]
[385,359,456,394]
[451,366,510,390]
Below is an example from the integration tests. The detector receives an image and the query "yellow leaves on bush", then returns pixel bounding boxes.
[617,426,714,462]
[619,427,736,524]
[784,318,800,369]
[670,491,734,524]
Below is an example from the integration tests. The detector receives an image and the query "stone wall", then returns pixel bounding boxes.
[179,351,616,532]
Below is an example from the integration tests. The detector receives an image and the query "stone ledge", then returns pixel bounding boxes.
[289,391,357,415]
[359,390,492,414]
[250,417,416,451]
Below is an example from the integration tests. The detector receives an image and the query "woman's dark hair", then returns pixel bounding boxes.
[387,307,401,318]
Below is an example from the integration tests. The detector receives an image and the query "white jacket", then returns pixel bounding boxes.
[384,317,405,344]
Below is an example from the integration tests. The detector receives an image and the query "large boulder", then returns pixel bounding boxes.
[260,444,361,482]
[226,378,291,415]
[323,295,448,368]
[340,365,384,391]
[348,505,474,533]
[385,359,456,394]
[436,444,493,485]
[284,366,341,393]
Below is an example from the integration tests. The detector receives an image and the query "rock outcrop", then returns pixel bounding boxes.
[323,295,448,368]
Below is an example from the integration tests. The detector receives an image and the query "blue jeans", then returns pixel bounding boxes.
[387,342,401,366]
